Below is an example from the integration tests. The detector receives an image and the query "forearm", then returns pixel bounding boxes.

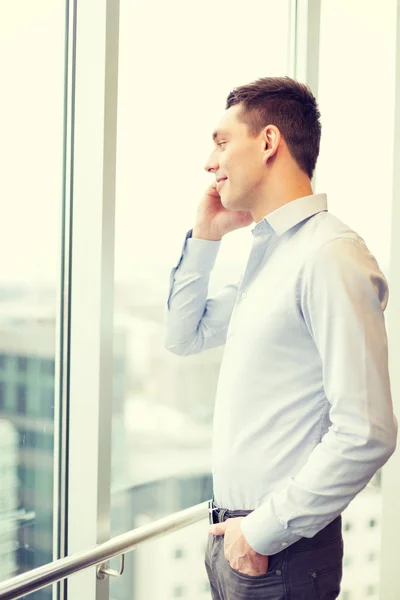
[165,230,231,355]
[241,237,398,556]
[241,423,396,556]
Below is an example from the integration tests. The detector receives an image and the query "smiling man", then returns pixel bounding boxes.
[164,77,398,599]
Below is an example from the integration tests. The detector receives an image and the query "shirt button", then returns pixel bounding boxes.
[281,542,288,547]
[241,292,247,299]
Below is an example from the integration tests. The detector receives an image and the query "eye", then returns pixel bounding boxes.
[218,141,227,149]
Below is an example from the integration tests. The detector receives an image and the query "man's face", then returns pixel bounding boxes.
[204,104,267,211]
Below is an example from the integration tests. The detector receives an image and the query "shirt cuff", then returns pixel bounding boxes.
[240,496,302,556]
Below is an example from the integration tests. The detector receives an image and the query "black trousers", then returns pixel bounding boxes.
[205,502,343,600]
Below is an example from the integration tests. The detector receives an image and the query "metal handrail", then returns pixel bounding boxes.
[0,501,209,600]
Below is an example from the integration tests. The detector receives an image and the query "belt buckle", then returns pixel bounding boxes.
[208,499,218,525]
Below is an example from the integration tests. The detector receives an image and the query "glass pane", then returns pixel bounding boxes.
[317,1,397,599]
[0,2,66,598]
[131,518,210,599]
[110,1,290,599]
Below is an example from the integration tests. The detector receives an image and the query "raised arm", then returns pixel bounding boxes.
[165,182,253,355]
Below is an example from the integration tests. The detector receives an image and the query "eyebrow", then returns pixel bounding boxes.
[212,129,229,142]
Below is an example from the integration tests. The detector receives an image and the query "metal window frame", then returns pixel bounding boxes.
[288,0,321,92]
[65,2,120,600]
[288,0,321,194]
[53,3,77,600]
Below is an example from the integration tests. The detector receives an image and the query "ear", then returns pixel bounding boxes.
[262,125,281,165]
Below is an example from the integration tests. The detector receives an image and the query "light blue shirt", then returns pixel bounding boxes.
[165,193,398,556]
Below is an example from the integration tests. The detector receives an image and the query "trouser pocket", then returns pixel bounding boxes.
[310,561,342,599]
[216,537,286,600]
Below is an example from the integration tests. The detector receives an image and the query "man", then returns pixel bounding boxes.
[164,77,398,599]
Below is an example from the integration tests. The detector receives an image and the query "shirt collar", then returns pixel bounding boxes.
[252,193,328,237]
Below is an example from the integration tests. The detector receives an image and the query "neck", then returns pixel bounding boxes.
[251,173,313,223]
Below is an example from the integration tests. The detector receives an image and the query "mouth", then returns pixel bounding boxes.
[216,178,227,191]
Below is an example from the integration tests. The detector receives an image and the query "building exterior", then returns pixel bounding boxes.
[133,514,210,600]
[339,486,382,600]
[0,314,55,600]
[0,301,128,600]
[0,419,19,582]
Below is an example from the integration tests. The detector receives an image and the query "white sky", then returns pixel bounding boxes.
[0,0,396,284]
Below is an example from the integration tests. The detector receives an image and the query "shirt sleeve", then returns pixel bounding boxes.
[241,237,398,556]
[164,229,239,355]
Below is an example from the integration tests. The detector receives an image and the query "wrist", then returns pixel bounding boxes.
[192,226,222,241]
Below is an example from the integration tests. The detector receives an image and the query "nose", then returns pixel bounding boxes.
[204,151,219,174]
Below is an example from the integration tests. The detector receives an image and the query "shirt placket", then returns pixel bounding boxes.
[237,225,274,302]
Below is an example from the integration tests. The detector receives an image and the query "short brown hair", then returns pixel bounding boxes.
[226,76,321,179]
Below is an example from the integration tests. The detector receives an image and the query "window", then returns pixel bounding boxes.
[344,556,352,567]
[21,467,35,490]
[109,3,291,600]
[41,387,55,420]
[174,547,185,560]
[0,381,4,411]
[23,431,36,448]
[366,585,377,596]
[37,433,54,453]
[17,384,27,414]
[0,1,65,590]
[36,468,54,494]
[317,1,396,598]
[16,356,28,372]
[41,359,55,377]
[19,546,35,567]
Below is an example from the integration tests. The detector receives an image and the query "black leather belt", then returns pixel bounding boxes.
[208,499,252,525]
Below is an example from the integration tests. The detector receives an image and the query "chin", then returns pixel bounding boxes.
[221,193,240,211]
